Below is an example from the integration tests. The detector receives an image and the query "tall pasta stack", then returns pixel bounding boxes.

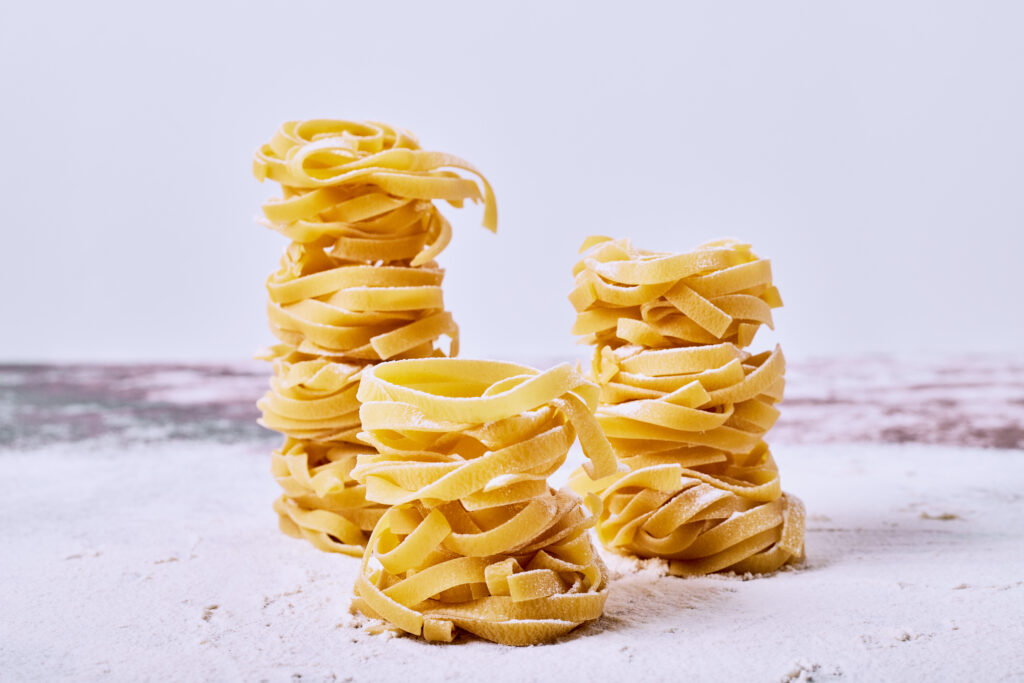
[568,236,805,575]
[348,359,618,645]
[252,120,496,556]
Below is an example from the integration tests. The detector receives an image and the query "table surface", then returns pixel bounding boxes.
[1,358,1023,682]
[2,355,1022,450]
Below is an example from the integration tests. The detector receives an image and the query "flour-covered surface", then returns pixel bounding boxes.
[2,356,1023,449]
[1,442,1022,682]
[2,361,1024,682]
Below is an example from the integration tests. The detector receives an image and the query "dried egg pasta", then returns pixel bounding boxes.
[569,237,804,575]
[253,120,495,555]
[272,438,387,555]
[350,359,614,645]
[570,237,782,349]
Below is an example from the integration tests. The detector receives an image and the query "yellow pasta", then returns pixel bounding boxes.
[256,349,364,443]
[264,248,458,361]
[569,237,805,575]
[254,119,496,267]
[253,120,496,555]
[350,359,615,645]
[570,236,783,349]
[272,438,386,555]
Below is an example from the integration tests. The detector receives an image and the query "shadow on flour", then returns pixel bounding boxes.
[560,570,738,641]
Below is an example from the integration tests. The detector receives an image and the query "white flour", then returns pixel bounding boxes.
[1,442,1022,682]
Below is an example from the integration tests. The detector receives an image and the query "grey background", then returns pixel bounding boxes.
[2,0,1021,362]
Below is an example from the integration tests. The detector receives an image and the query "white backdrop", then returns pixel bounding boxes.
[2,1,1021,362]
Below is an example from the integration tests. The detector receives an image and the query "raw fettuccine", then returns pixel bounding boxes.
[570,236,782,349]
[272,438,385,555]
[253,120,496,555]
[569,237,804,575]
[350,359,615,645]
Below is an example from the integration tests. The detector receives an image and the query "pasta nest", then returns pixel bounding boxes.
[257,353,366,443]
[570,236,783,349]
[349,359,619,645]
[254,119,496,266]
[272,438,387,555]
[568,237,805,576]
[263,247,459,361]
[570,343,804,575]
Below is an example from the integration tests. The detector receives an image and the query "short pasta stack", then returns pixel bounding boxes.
[349,359,618,645]
[253,120,496,555]
[568,236,805,575]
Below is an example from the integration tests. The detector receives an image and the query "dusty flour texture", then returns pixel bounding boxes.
[1,442,1023,682]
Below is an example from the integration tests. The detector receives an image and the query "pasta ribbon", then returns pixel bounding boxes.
[253,120,496,555]
[569,237,805,575]
[350,359,612,645]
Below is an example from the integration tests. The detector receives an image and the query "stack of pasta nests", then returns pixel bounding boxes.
[349,359,618,645]
[568,236,806,575]
[253,120,496,556]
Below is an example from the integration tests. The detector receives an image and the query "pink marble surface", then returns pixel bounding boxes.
[781,354,1024,449]
[1,356,1022,450]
